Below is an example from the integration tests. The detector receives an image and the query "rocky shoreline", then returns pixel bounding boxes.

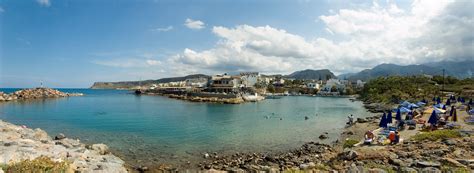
[0,88,83,102]
[0,120,128,172]
[193,111,473,172]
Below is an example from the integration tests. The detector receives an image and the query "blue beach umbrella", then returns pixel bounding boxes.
[428,110,438,125]
[446,99,451,106]
[432,97,436,102]
[396,109,402,121]
[387,111,393,124]
[461,97,465,103]
[469,99,473,105]
[379,113,387,128]
[437,97,441,104]
[442,105,446,110]
[457,97,461,102]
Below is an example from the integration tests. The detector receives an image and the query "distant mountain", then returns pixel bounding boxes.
[337,73,356,80]
[90,74,209,89]
[347,60,474,81]
[286,69,336,80]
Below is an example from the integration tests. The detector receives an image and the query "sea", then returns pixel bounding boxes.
[0,88,372,166]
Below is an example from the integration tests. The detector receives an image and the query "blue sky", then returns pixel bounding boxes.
[0,0,472,88]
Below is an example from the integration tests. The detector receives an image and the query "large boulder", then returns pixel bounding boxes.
[91,143,109,155]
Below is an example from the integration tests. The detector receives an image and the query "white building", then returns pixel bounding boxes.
[185,77,209,88]
[240,72,260,87]
[306,82,320,89]
[322,79,345,91]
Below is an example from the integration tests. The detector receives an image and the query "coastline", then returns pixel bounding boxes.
[0,120,128,172]
[1,89,473,172]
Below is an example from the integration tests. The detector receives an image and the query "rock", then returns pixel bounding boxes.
[442,158,465,167]
[299,163,309,170]
[442,139,456,146]
[417,161,441,167]
[319,134,328,140]
[356,118,368,123]
[421,167,441,173]
[91,143,109,155]
[204,153,210,158]
[343,150,358,160]
[400,167,418,173]
[368,168,387,173]
[4,141,18,147]
[55,133,66,140]
[308,162,316,168]
[33,128,50,141]
[389,158,406,167]
[456,159,474,166]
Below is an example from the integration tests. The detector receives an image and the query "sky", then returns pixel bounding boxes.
[0,0,472,88]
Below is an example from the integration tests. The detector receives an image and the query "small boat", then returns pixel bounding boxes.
[134,90,142,95]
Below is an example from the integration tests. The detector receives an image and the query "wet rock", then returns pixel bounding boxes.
[319,134,328,140]
[55,133,66,140]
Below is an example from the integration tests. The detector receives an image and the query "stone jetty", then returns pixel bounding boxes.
[0,88,83,102]
[0,120,128,172]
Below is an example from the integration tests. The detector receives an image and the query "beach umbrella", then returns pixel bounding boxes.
[453,109,457,122]
[446,99,451,106]
[379,113,387,128]
[428,110,438,125]
[437,97,441,104]
[422,99,427,103]
[461,97,465,103]
[387,111,393,124]
[396,109,402,121]
[469,99,473,105]
[442,105,446,110]
[432,97,436,102]
[457,97,461,102]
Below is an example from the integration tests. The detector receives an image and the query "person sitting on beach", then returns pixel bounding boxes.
[364,130,374,145]
[389,131,400,144]
[388,131,395,143]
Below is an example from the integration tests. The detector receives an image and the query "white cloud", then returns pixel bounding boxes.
[151,26,173,32]
[168,0,473,75]
[184,18,205,30]
[36,0,51,7]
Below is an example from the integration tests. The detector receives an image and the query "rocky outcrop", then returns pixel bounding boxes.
[0,88,82,102]
[0,120,127,172]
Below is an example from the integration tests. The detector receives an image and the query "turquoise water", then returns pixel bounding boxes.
[0,89,371,166]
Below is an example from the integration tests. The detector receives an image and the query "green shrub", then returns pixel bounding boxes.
[343,139,359,148]
[2,156,70,173]
[412,129,461,141]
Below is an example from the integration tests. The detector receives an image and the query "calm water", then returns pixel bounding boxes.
[0,89,371,166]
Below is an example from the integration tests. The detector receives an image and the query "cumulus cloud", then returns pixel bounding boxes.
[184,18,205,30]
[151,26,173,32]
[169,0,473,75]
[36,0,51,7]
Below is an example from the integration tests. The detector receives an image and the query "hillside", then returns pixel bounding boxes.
[286,69,335,80]
[347,60,474,81]
[90,74,209,89]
